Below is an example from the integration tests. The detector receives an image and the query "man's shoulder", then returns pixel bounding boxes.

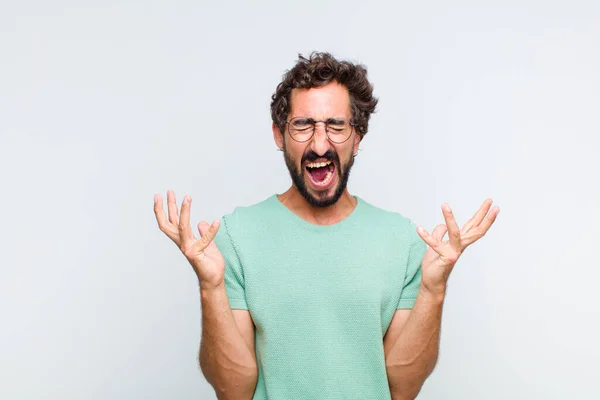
[221,194,278,229]
[357,196,419,232]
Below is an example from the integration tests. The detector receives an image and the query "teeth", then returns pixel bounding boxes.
[307,161,332,168]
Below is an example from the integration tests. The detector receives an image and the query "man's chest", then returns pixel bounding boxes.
[239,238,410,335]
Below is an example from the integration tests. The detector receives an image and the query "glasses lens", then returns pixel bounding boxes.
[326,119,352,143]
[289,118,314,142]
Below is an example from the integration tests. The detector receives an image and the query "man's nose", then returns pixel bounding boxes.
[310,122,331,155]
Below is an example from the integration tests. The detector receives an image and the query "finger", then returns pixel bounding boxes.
[198,220,210,237]
[462,206,500,247]
[442,204,462,250]
[416,226,443,253]
[178,195,194,245]
[167,190,179,225]
[153,194,180,242]
[195,219,221,252]
[431,224,448,242]
[462,198,493,233]
[153,194,168,227]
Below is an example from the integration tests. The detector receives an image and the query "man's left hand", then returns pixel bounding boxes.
[416,199,500,296]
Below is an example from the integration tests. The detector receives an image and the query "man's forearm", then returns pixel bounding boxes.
[199,283,258,400]
[385,286,445,400]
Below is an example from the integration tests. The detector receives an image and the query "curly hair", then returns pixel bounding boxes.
[270,52,378,140]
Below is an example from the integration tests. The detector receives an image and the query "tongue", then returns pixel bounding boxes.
[310,166,329,182]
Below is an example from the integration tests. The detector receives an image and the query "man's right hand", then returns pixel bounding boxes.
[153,190,225,290]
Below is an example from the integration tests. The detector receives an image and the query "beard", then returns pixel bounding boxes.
[282,146,355,208]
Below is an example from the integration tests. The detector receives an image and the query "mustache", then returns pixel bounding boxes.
[302,149,338,164]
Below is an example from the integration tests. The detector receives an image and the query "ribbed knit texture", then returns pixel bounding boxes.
[213,194,427,400]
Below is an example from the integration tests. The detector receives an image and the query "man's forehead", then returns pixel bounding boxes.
[289,82,351,117]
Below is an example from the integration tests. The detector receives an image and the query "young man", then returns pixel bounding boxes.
[154,52,499,400]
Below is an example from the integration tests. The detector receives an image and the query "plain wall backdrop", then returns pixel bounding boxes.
[1,1,599,399]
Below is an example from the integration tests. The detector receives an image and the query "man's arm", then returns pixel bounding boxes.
[385,199,499,399]
[199,283,258,400]
[153,192,258,399]
[384,286,444,400]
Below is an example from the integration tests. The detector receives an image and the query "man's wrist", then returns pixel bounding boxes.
[199,280,225,293]
[418,284,446,304]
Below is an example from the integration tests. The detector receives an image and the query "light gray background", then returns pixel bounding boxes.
[1,1,599,399]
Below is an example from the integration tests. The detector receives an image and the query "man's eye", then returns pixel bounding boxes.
[328,120,348,130]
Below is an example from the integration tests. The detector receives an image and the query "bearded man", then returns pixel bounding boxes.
[154,52,500,400]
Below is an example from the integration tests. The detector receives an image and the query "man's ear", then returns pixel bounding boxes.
[353,133,361,155]
[273,123,284,149]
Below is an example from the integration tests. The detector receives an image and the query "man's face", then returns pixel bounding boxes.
[274,81,360,208]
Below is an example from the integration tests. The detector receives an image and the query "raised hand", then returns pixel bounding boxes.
[416,199,500,296]
[153,190,224,290]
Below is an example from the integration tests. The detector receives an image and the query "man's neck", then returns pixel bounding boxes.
[276,186,358,226]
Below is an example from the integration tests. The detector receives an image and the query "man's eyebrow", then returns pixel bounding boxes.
[291,116,313,119]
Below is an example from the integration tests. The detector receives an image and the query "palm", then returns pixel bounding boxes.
[421,242,454,283]
[183,230,225,284]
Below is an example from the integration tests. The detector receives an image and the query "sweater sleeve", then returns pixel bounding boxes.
[396,224,427,309]
[213,214,248,310]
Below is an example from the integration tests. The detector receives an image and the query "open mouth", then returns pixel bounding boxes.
[305,160,336,187]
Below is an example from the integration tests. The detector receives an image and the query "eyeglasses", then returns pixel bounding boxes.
[286,116,356,144]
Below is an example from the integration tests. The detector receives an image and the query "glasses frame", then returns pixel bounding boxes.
[285,116,357,144]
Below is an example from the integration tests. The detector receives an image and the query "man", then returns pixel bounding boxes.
[153,52,499,400]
